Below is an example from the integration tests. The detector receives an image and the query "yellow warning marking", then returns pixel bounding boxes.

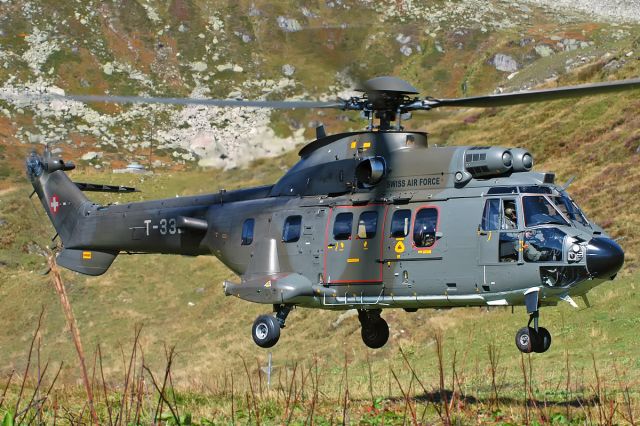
[487,231,492,242]
[82,251,92,260]
[362,142,371,150]
[339,242,345,251]
[350,141,357,149]
[264,280,271,288]
[418,249,432,254]
[394,240,405,253]
[396,254,401,259]
[363,241,368,250]
[347,258,360,263]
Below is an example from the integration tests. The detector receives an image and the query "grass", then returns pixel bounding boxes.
[0,274,638,423]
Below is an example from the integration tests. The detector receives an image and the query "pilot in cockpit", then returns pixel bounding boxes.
[503,205,517,229]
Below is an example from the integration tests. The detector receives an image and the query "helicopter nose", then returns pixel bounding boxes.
[586,237,624,279]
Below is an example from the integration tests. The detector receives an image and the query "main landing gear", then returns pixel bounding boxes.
[515,289,552,354]
[358,309,389,349]
[252,305,291,348]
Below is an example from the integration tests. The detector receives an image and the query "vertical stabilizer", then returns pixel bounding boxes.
[26,148,88,244]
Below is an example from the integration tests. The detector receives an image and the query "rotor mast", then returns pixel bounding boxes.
[351,76,421,132]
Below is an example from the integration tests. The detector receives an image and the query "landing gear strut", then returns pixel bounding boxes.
[251,305,292,348]
[515,290,552,353]
[358,309,389,349]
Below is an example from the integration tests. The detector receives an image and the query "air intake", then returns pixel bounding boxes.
[464,146,513,178]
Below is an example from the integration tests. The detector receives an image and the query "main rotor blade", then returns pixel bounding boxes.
[1,92,344,109]
[426,78,640,109]
[60,94,344,109]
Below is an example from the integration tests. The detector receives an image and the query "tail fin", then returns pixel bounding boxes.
[27,148,119,276]
[26,147,88,244]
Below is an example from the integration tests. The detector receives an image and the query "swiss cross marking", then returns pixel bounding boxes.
[50,195,60,214]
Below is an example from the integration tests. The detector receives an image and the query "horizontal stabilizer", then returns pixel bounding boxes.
[56,249,118,276]
[74,182,138,193]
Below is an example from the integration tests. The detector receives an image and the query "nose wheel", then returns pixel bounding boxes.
[358,309,389,349]
[515,325,552,353]
[515,289,552,353]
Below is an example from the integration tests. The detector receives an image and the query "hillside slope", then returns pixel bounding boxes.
[1,49,639,386]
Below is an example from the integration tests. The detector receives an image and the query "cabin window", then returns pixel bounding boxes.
[413,208,438,247]
[356,211,378,239]
[282,215,302,243]
[390,209,411,238]
[333,212,353,240]
[241,218,254,245]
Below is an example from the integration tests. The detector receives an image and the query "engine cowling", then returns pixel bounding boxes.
[355,157,386,186]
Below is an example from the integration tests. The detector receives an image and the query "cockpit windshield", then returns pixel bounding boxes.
[550,193,590,227]
[522,195,569,227]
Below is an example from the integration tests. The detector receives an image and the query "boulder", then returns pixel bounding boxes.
[492,54,518,72]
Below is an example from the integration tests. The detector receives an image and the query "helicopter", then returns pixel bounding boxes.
[22,75,637,353]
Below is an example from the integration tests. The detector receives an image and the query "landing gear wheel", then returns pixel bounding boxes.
[532,327,552,353]
[252,315,281,348]
[515,327,535,353]
[361,318,389,349]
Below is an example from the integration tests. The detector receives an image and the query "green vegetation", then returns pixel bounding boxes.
[1,112,639,420]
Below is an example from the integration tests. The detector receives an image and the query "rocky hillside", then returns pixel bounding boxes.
[0,0,638,173]
[0,0,639,393]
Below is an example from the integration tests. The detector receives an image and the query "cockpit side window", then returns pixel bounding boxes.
[523,196,569,227]
[481,199,500,231]
[502,199,518,230]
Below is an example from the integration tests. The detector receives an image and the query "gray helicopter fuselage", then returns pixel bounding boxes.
[35,130,622,313]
